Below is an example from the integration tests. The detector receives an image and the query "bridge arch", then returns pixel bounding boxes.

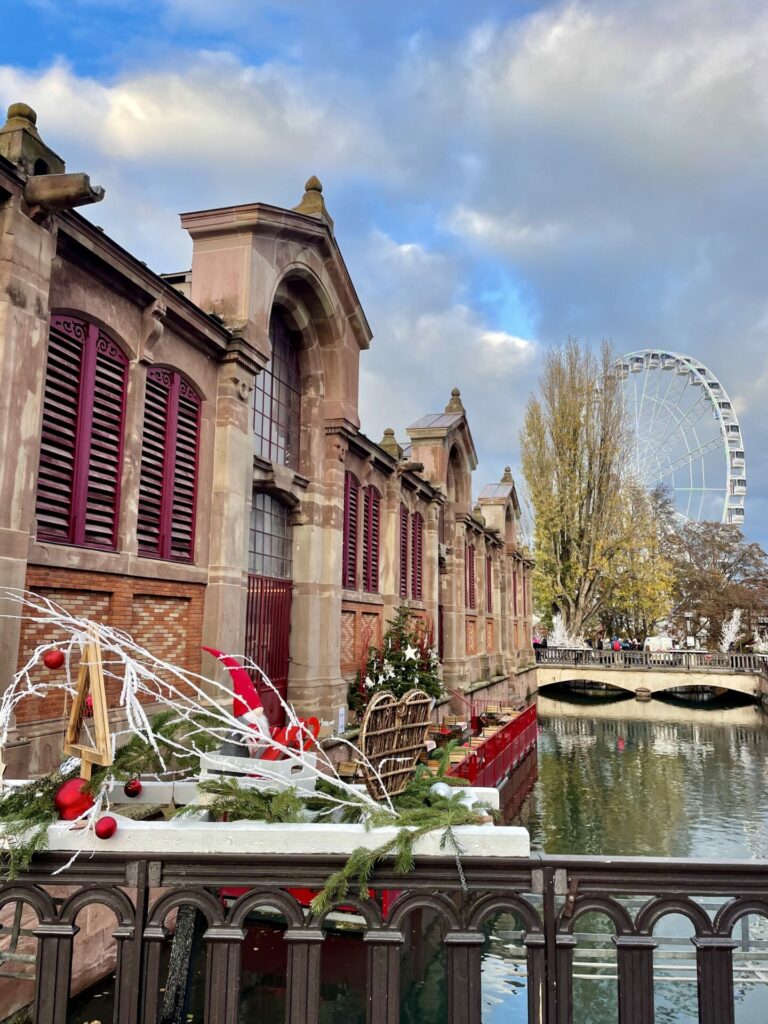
[535,652,766,700]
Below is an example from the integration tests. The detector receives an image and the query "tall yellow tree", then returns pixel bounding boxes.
[521,339,631,634]
[598,482,674,637]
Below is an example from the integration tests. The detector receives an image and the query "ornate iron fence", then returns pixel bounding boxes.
[5,851,768,1023]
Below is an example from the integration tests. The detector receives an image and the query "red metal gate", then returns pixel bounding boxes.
[245,573,292,727]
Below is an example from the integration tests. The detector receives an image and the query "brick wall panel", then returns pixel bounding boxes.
[16,569,205,728]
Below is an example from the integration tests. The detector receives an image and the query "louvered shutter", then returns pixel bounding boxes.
[84,332,128,547]
[343,472,359,589]
[486,555,493,612]
[138,368,200,562]
[399,504,409,598]
[466,544,476,609]
[171,379,200,560]
[137,370,169,556]
[411,512,423,600]
[362,487,380,593]
[36,316,127,549]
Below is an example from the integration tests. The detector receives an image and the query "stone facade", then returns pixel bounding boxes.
[0,104,534,768]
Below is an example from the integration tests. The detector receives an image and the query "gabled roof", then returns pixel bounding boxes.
[408,412,463,431]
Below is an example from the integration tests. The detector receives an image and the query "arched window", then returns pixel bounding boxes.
[399,503,409,598]
[35,314,128,549]
[411,511,424,600]
[253,310,301,467]
[465,543,476,609]
[249,492,292,579]
[362,486,381,593]
[137,367,201,562]
[486,554,493,613]
[342,472,360,589]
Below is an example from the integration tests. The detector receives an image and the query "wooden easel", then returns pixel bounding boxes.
[63,628,113,781]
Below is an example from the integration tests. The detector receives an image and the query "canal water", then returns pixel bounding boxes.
[67,687,768,1023]
[474,688,768,1024]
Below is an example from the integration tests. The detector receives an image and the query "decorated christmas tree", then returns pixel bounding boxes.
[351,606,442,711]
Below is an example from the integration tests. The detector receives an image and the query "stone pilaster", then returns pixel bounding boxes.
[0,193,57,688]
[287,428,347,731]
[201,353,258,677]
[441,517,468,693]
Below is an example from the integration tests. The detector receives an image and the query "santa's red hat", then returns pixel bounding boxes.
[202,646,262,718]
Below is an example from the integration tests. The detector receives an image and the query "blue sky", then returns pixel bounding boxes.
[3,0,767,544]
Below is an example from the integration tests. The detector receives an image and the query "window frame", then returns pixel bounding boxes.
[252,310,302,468]
[36,314,128,551]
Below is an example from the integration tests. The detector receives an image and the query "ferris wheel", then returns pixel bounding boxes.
[610,350,745,524]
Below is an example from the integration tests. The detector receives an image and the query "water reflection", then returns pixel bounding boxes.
[523,692,768,859]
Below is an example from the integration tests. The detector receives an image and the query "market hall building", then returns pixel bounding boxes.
[0,103,534,772]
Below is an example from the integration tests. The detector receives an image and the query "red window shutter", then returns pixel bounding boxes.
[138,368,200,562]
[466,544,476,609]
[171,379,201,560]
[486,555,493,612]
[399,504,409,598]
[36,316,127,549]
[343,472,359,589]
[411,512,423,600]
[362,487,381,593]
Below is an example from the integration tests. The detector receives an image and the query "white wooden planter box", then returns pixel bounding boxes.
[44,816,530,858]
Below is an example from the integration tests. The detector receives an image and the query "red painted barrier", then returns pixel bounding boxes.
[447,703,537,788]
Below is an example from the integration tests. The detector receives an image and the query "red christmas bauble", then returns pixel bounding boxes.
[94,815,117,840]
[54,778,94,821]
[123,779,142,798]
[42,650,65,670]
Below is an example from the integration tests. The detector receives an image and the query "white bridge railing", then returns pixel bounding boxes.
[535,647,768,678]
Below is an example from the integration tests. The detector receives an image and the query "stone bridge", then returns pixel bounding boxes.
[535,648,768,700]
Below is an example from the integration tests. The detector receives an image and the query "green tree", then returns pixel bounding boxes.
[662,520,768,648]
[521,339,631,634]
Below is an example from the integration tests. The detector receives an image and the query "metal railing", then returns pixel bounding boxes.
[7,850,768,1023]
[535,646,768,677]
[448,704,538,787]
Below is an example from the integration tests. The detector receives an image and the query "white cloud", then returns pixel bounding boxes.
[4,0,768,536]
[355,231,537,488]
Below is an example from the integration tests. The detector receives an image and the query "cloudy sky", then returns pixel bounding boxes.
[3,0,767,544]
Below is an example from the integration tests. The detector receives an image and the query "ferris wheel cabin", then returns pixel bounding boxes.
[726,424,742,446]
[730,449,745,470]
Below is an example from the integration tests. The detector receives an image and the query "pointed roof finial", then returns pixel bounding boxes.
[379,427,402,459]
[0,101,65,175]
[501,465,514,484]
[445,387,464,414]
[292,174,334,231]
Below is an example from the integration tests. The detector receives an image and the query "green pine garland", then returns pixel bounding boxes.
[0,767,79,879]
